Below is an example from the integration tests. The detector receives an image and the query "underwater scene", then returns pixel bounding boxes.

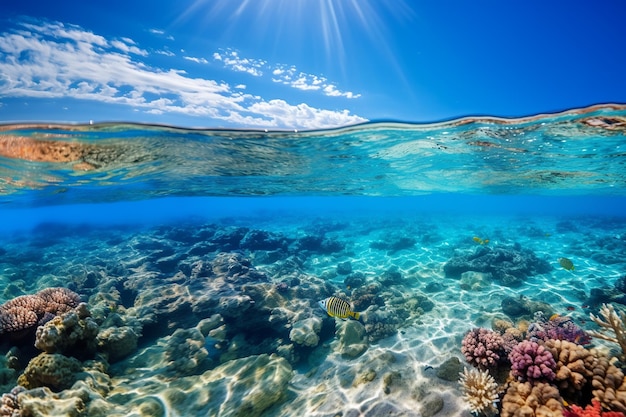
[1,104,626,417]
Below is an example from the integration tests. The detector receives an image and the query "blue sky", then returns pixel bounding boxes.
[0,1,625,129]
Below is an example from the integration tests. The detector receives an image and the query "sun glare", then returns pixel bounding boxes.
[174,0,415,79]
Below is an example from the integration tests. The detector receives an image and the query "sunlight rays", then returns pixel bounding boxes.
[174,0,416,81]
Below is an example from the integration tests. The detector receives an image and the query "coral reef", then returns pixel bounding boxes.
[528,313,591,345]
[591,355,626,413]
[458,367,500,416]
[17,353,82,391]
[589,303,626,360]
[0,288,80,339]
[543,339,596,400]
[509,340,556,382]
[461,328,506,370]
[34,303,99,359]
[500,381,563,417]
[564,400,626,417]
[0,386,24,417]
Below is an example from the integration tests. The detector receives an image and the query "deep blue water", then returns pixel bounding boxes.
[1,195,625,235]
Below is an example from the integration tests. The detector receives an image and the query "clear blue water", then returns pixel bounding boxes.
[1,104,626,416]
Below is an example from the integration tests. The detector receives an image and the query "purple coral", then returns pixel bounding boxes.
[0,288,81,338]
[509,340,556,382]
[461,328,506,369]
[527,314,591,345]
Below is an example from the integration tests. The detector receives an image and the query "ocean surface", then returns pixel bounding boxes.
[0,104,625,416]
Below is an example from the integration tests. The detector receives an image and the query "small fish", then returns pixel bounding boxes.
[472,236,489,245]
[566,306,576,311]
[318,296,361,320]
[558,257,575,271]
[582,305,589,309]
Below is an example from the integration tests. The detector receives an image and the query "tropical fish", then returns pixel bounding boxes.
[558,257,575,271]
[472,236,489,245]
[318,296,361,320]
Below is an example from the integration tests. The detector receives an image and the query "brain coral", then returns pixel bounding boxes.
[461,328,506,369]
[509,340,556,382]
[17,353,82,391]
[501,381,563,417]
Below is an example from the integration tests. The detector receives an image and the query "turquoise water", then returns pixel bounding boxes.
[1,104,626,416]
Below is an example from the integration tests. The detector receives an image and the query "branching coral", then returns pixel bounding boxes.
[458,367,500,416]
[589,304,626,360]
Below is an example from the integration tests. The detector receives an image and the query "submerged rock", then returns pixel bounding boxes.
[435,356,463,382]
[501,295,553,320]
[289,317,322,347]
[444,245,552,286]
[336,319,368,358]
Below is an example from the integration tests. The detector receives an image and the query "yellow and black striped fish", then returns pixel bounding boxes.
[318,296,360,320]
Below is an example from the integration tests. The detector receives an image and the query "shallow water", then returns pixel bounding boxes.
[1,104,626,417]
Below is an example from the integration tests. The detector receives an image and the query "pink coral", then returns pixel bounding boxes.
[509,340,556,382]
[37,288,81,314]
[461,327,506,369]
[0,288,81,338]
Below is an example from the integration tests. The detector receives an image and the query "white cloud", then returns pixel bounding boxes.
[0,19,365,129]
[212,49,361,99]
[183,56,208,64]
[156,49,175,57]
[149,28,174,41]
[111,39,148,56]
[214,49,265,77]
[235,84,246,89]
